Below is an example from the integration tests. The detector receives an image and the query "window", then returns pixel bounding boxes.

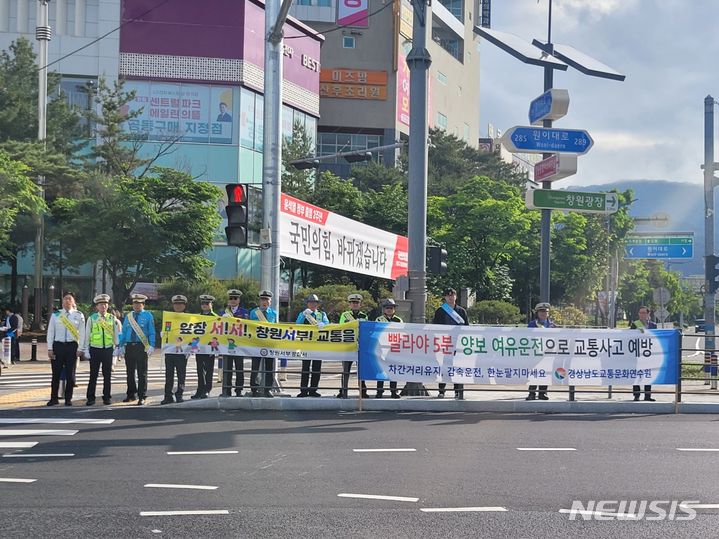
[343,36,355,49]
[86,0,99,37]
[296,0,312,5]
[437,71,447,85]
[318,0,332,6]
[317,132,381,163]
[437,112,448,130]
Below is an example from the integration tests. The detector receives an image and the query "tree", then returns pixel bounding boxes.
[281,121,316,196]
[0,150,44,257]
[468,300,522,325]
[350,161,406,192]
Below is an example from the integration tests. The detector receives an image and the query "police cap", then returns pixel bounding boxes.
[305,294,320,304]
[171,294,188,304]
[534,302,551,311]
[347,293,362,302]
[258,290,273,298]
[131,293,147,303]
[227,289,242,298]
[199,294,215,303]
[93,294,111,305]
[382,298,397,308]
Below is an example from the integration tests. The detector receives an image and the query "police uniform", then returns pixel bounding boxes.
[119,294,156,405]
[192,294,218,399]
[375,299,403,398]
[82,294,118,405]
[433,288,469,399]
[221,289,247,397]
[337,293,368,399]
[249,290,278,397]
[46,294,86,406]
[630,312,657,401]
[296,294,329,397]
[161,295,189,405]
[526,302,556,401]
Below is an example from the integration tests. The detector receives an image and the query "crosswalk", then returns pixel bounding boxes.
[0,367,198,390]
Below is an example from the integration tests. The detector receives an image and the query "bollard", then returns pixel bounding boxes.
[712,353,718,391]
[704,352,711,385]
[2,337,11,366]
[30,338,38,361]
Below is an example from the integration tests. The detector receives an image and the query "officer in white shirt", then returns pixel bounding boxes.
[46,291,86,406]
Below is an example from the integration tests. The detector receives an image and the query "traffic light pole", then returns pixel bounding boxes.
[703,95,716,389]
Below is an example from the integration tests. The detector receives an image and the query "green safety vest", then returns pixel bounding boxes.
[89,312,116,348]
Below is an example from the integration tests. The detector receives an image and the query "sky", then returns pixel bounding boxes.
[478,0,719,187]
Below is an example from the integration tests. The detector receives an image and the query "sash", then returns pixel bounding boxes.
[441,303,465,325]
[96,315,117,345]
[58,312,80,342]
[224,308,236,318]
[255,309,268,323]
[633,320,645,329]
[127,312,150,350]
[344,312,356,322]
[304,311,319,325]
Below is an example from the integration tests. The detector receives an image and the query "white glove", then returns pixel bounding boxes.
[146,346,155,356]
[303,308,313,317]
[113,346,122,357]
[317,322,326,329]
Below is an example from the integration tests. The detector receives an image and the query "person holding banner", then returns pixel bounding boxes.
[296,294,329,397]
[82,294,118,406]
[47,292,86,406]
[249,290,278,397]
[630,306,657,401]
[526,302,556,401]
[375,298,403,399]
[337,293,369,399]
[119,294,156,406]
[161,295,190,405]
[221,289,247,397]
[192,294,218,399]
[433,287,469,400]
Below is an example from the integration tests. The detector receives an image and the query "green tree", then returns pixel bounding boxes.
[0,150,44,257]
[281,120,316,197]
[468,300,522,325]
[350,161,406,192]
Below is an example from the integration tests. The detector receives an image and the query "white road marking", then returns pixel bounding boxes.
[337,493,419,502]
[144,484,218,490]
[0,477,37,483]
[676,448,719,452]
[3,453,75,458]
[0,418,114,425]
[420,506,508,512]
[140,510,229,516]
[559,508,637,519]
[516,447,576,451]
[0,442,38,448]
[688,337,703,358]
[353,448,417,453]
[0,429,78,436]
[680,503,719,509]
[166,451,238,455]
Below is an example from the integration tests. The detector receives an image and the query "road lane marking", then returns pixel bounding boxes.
[0,418,115,425]
[0,442,38,448]
[166,451,238,455]
[516,447,576,451]
[144,484,218,490]
[337,493,419,502]
[676,448,719,452]
[559,508,637,519]
[420,507,507,512]
[3,453,75,458]
[353,448,417,453]
[0,429,78,436]
[140,510,229,516]
[0,478,37,483]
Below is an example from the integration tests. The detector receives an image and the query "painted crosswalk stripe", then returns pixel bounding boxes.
[516,447,576,451]
[3,453,75,458]
[140,510,229,516]
[0,442,38,448]
[676,448,719,452]
[337,493,419,502]
[0,418,115,425]
[144,484,218,490]
[0,477,37,483]
[420,507,508,512]
[0,429,78,436]
[167,451,238,455]
[353,448,417,453]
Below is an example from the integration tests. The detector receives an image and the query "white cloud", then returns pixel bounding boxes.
[591,131,670,151]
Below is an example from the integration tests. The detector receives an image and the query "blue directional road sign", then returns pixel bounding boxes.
[624,234,694,260]
[501,126,593,155]
[529,89,569,125]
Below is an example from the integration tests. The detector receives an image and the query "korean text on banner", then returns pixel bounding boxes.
[359,322,680,386]
[161,312,358,362]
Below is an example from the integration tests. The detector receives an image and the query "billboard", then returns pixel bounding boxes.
[337,0,369,28]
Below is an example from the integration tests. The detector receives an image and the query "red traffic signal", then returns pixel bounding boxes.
[226,184,246,204]
[225,183,249,247]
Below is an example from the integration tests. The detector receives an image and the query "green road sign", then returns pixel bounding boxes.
[525,189,618,214]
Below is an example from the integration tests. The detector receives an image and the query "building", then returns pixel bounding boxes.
[289,0,481,178]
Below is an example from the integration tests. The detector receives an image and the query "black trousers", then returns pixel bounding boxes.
[87,346,113,400]
[340,360,367,397]
[222,356,244,396]
[196,354,215,396]
[300,359,322,394]
[125,343,148,399]
[164,353,187,399]
[376,380,398,395]
[10,335,19,362]
[50,341,78,402]
[438,383,464,396]
[250,357,273,393]
[527,385,548,396]
[633,384,652,399]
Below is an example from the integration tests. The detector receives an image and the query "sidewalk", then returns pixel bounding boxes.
[3,341,719,413]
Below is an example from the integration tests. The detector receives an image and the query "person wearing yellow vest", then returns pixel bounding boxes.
[119,293,156,406]
[337,293,368,399]
[82,294,119,406]
[46,291,86,406]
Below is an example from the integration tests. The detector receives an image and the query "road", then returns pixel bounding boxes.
[1,409,718,538]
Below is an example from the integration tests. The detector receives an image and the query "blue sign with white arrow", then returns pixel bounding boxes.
[501,126,594,155]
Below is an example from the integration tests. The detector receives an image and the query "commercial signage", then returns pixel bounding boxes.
[280,193,408,280]
[624,234,694,259]
[533,154,577,183]
[337,0,369,27]
[526,189,618,214]
[396,52,410,127]
[319,69,388,101]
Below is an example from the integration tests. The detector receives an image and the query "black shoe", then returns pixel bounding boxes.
[123,395,136,403]
[296,392,308,398]
[235,392,243,398]
[308,391,322,397]
[251,390,260,397]
[436,392,445,399]
[525,394,536,401]
[391,393,400,399]
[190,394,201,400]
[103,398,112,405]
[454,393,464,400]
[538,394,549,400]
[65,401,72,406]
[361,391,369,399]
[263,391,274,398]
[46,400,59,406]
[644,397,656,402]
[160,398,173,405]
[136,399,145,406]
[633,396,640,401]
[175,396,184,403]
[200,394,208,399]
[86,399,95,406]
[375,392,384,399]
[335,392,347,399]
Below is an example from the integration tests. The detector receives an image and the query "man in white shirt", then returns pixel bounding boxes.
[46,292,86,406]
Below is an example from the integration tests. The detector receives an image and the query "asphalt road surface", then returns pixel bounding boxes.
[1,409,718,538]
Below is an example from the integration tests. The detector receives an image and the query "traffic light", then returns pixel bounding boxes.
[706,254,719,294]
[225,183,249,247]
[427,246,448,275]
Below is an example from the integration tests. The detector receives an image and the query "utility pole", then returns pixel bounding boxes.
[539,0,553,304]
[406,0,431,323]
[703,95,716,389]
[33,0,51,329]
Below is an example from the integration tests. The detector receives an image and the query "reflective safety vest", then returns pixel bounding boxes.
[89,313,116,348]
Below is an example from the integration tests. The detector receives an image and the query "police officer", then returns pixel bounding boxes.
[192,294,218,399]
[46,292,86,406]
[296,294,329,397]
[249,290,278,397]
[221,289,247,397]
[82,294,118,406]
[161,295,189,405]
[526,302,556,401]
[630,306,657,401]
[375,298,404,398]
[433,287,469,400]
[119,293,156,406]
[337,293,368,399]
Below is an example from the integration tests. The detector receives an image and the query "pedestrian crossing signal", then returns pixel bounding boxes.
[706,254,719,294]
[225,184,249,247]
[427,246,448,275]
